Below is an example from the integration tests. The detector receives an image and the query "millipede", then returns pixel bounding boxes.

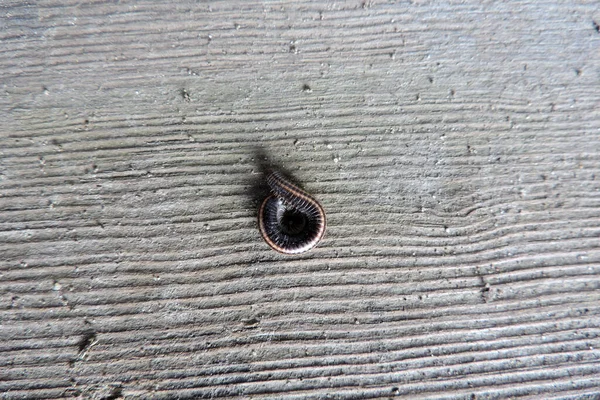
[258,170,326,254]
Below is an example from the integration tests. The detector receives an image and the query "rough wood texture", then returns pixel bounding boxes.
[1,0,599,398]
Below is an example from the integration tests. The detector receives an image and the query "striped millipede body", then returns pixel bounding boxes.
[258,170,326,254]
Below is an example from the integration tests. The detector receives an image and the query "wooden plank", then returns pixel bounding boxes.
[1,0,599,398]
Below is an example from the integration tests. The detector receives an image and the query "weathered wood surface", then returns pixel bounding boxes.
[1,0,599,398]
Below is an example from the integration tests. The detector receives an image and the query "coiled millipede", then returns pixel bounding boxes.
[258,170,326,254]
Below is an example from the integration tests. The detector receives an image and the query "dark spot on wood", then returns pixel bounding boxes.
[575,68,582,76]
[302,83,312,92]
[103,386,123,400]
[63,388,81,397]
[180,89,191,102]
[478,275,490,303]
[428,76,433,83]
[593,20,599,33]
[50,138,63,150]
[78,331,97,353]
[183,67,200,76]
[464,207,478,217]
[242,317,260,326]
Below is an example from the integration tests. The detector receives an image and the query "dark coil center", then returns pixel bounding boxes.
[279,208,308,236]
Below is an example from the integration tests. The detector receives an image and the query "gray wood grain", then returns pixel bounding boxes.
[1,0,599,398]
